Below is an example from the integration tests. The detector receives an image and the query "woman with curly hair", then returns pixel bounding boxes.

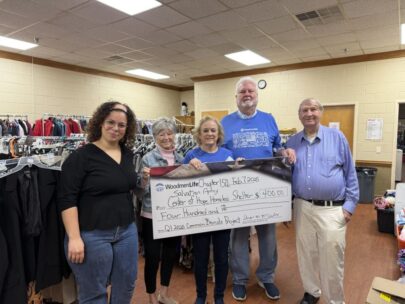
[59,101,139,303]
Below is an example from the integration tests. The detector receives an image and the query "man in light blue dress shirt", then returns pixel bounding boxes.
[286,98,359,304]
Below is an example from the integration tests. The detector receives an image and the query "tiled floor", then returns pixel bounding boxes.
[131,204,399,304]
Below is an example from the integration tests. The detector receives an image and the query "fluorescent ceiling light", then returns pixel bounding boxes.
[97,0,161,16]
[402,24,405,45]
[126,69,169,80]
[225,50,270,66]
[0,36,38,50]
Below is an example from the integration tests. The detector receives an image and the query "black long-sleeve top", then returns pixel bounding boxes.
[59,144,137,231]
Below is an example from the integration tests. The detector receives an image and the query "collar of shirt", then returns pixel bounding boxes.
[237,110,257,119]
[300,125,324,144]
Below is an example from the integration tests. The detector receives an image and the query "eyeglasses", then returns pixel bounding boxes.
[104,120,127,129]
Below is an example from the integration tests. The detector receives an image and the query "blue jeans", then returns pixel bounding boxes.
[193,229,230,299]
[65,223,138,304]
[230,224,277,285]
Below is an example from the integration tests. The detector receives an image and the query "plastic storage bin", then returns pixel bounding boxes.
[356,167,377,203]
[376,208,394,234]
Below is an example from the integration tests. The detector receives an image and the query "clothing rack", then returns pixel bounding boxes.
[0,154,62,179]
[41,113,91,120]
[38,113,91,136]
[0,114,29,120]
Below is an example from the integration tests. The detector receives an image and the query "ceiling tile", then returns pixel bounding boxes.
[323,42,362,54]
[93,43,133,55]
[348,10,398,31]
[271,28,312,43]
[41,38,89,53]
[115,37,155,50]
[219,26,263,42]
[164,40,200,52]
[167,21,211,39]
[279,0,338,15]
[355,26,399,41]
[136,5,190,28]
[234,1,288,23]
[184,48,220,59]
[62,34,103,49]
[363,45,400,54]
[218,0,263,9]
[198,11,248,31]
[138,30,182,45]
[306,21,352,37]
[48,12,99,32]
[330,49,364,58]
[316,33,357,46]
[110,17,159,36]
[360,37,401,49]
[238,36,279,50]
[190,32,228,47]
[281,39,321,51]
[74,48,113,58]
[255,16,298,35]
[209,42,243,55]
[0,0,62,19]
[119,51,153,61]
[142,47,180,58]
[160,63,190,71]
[52,52,93,63]
[292,47,328,57]
[0,24,14,35]
[71,2,128,25]
[0,9,37,29]
[82,26,130,43]
[169,0,228,19]
[18,22,72,40]
[342,0,398,18]
[30,0,88,11]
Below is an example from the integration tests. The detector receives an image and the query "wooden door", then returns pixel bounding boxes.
[321,105,355,151]
[201,110,228,122]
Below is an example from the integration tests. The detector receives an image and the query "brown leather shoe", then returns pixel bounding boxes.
[299,292,320,304]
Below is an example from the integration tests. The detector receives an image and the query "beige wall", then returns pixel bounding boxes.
[0,58,180,121]
[195,57,405,191]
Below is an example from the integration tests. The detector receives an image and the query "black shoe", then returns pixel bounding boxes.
[300,292,320,304]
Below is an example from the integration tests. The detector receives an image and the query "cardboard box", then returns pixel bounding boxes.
[367,277,405,304]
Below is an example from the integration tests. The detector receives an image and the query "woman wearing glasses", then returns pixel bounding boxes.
[59,101,139,303]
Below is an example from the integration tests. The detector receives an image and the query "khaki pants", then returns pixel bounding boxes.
[294,198,347,304]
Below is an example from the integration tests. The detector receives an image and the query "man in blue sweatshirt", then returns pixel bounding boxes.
[221,77,295,301]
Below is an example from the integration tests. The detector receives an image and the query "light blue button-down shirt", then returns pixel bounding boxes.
[286,125,359,214]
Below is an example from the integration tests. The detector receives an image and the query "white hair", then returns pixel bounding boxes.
[298,98,324,113]
[235,76,258,94]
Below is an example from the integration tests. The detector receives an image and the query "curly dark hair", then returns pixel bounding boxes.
[86,101,137,149]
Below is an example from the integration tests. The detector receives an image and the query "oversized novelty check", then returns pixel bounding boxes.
[150,157,291,239]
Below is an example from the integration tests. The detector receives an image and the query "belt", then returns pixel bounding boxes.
[301,198,345,207]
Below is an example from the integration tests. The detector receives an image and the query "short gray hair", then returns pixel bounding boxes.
[235,76,258,94]
[298,98,324,113]
[152,117,177,138]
